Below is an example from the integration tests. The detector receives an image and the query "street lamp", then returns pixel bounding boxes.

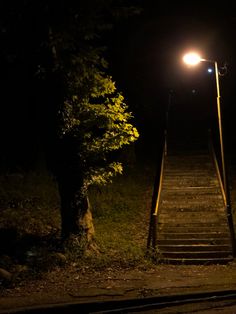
[183,52,203,65]
[183,52,228,206]
[183,52,236,256]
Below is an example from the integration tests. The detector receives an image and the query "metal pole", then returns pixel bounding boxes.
[215,61,236,256]
[214,61,228,205]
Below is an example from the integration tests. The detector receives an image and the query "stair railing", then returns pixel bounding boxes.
[146,131,167,251]
[208,129,236,257]
[209,129,227,207]
[147,91,172,252]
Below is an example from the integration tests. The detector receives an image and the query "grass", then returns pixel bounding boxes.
[89,162,155,267]
[0,158,157,284]
[1,149,235,287]
[0,172,60,237]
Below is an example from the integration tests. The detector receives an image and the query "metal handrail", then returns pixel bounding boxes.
[147,131,167,250]
[147,93,170,251]
[153,134,167,216]
[208,129,236,256]
[208,131,227,207]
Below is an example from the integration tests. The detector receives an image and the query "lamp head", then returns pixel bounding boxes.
[183,52,202,66]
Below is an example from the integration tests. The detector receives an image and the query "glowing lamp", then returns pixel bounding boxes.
[183,52,202,65]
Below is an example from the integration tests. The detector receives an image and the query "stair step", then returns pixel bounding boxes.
[157,227,229,239]
[157,233,230,240]
[161,200,224,207]
[158,222,228,226]
[165,161,213,165]
[164,170,216,174]
[157,257,233,265]
[157,245,232,252]
[161,194,223,200]
[158,219,227,224]
[166,156,212,159]
[154,146,233,264]
[158,226,229,233]
[158,219,228,225]
[165,163,212,168]
[163,177,218,182]
[168,149,209,154]
[162,184,220,189]
[165,164,213,168]
[161,201,223,205]
[158,219,228,224]
[157,238,231,245]
[158,251,232,259]
[159,206,226,212]
[159,212,227,219]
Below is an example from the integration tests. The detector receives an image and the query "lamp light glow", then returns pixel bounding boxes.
[183,52,202,65]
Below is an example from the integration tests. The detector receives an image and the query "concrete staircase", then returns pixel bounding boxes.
[156,129,233,264]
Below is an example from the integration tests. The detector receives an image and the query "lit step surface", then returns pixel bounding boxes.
[156,149,233,264]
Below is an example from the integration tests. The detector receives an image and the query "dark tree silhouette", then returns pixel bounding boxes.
[1,0,140,250]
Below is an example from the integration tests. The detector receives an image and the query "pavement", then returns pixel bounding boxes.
[1,263,236,312]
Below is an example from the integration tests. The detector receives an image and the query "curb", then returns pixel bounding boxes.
[1,289,236,313]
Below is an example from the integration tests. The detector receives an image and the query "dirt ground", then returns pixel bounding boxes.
[1,261,236,312]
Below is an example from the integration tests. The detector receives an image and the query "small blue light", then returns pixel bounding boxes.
[208,68,213,73]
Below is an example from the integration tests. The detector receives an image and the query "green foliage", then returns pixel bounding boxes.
[48,1,139,189]
[60,88,139,188]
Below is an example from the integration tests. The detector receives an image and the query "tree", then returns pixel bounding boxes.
[0,0,140,251]
[43,0,139,249]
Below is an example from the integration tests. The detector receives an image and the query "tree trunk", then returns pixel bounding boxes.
[78,196,95,244]
[46,121,97,252]
[58,177,95,245]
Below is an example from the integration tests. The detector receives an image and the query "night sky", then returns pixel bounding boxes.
[1,1,236,171]
[110,4,236,156]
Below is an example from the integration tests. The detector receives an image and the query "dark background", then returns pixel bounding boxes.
[1,1,236,172]
[110,5,236,160]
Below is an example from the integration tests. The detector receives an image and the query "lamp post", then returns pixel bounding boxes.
[183,52,236,256]
[183,52,228,206]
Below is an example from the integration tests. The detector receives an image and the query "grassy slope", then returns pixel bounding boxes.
[90,162,155,266]
[0,159,156,279]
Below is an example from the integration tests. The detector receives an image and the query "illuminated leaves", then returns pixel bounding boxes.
[49,1,139,188]
[59,60,139,187]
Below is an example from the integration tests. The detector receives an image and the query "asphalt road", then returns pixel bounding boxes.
[129,298,236,313]
[2,290,236,314]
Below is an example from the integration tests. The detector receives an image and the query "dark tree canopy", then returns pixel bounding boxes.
[0,0,141,242]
